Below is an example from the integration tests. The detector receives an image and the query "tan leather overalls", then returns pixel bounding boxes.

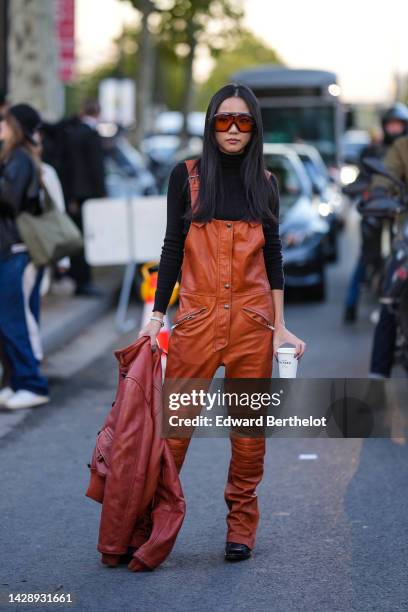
[164,159,275,550]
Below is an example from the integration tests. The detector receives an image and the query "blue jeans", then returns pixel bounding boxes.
[29,265,45,326]
[0,251,48,395]
[345,255,366,308]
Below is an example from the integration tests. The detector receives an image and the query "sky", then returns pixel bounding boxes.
[76,0,408,104]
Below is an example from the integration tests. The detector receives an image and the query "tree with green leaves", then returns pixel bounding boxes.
[71,3,283,148]
[156,0,245,147]
[195,29,284,110]
[121,0,245,147]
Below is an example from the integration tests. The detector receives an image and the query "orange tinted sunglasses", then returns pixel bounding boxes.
[213,112,255,133]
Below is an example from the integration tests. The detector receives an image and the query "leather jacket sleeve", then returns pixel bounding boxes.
[0,148,34,216]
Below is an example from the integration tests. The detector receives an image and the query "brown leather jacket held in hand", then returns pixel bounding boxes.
[85,335,186,572]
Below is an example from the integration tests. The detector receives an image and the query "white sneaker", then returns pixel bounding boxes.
[4,390,50,410]
[0,387,14,406]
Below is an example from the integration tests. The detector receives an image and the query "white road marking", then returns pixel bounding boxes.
[298,453,318,460]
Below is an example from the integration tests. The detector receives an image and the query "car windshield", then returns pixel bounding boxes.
[264,154,304,212]
[342,131,370,162]
[299,155,327,191]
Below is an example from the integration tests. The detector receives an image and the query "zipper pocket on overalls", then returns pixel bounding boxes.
[241,306,275,330]
[170,306,208,330]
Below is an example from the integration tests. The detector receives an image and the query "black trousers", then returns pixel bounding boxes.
[370,305,397,376]
[67,199,92,289]
[369,254,399,376]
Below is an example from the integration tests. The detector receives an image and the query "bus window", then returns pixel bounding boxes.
[261,106,336,164]
[231,68,343,167]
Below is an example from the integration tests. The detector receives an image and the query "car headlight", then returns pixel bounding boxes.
[340,164,359,185]
[318,201,332,217]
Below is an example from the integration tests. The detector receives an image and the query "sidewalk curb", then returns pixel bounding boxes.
[0,283,122,441]
[42,287,120,356]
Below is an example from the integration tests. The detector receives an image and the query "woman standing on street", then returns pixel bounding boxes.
[138,83,306,561]
[0,103,49,410]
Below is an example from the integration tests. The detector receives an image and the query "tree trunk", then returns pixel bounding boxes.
[134,0,156,148]
[7,0,64,120]
[179,20,197,151]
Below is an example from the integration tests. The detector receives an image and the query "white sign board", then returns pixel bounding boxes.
[99,78,136,127]
[82,196,167,265]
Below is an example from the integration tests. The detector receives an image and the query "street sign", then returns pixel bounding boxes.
[99,78,136,127]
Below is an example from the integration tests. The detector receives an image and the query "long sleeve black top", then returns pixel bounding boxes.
[153,148,285,314]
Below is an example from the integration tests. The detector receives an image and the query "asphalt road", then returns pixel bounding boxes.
[0,209,407,612]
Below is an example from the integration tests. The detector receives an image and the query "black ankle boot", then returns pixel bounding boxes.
[225,541,252,561]
[118,546,138,564]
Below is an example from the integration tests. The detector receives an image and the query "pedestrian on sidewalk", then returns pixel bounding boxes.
[62,99,107,297]
[33,130,72,297]
[0,129,75,396]
[0,103,50,410]
[138,83,306,562]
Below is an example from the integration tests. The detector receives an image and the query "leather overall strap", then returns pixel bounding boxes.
[185,159,200,213]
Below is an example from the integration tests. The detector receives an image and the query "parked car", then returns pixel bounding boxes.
[263,144,330,300]
[340,129,370,189]
[286,142,348,261]
[99,126,159,197]
[342,129,371,164]
[141,133,203,192]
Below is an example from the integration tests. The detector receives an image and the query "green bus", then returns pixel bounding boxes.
[230,66,344,168]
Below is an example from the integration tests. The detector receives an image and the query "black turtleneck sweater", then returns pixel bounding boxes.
[153,148,285,314]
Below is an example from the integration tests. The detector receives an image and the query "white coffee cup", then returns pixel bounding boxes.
[276,347,298,378]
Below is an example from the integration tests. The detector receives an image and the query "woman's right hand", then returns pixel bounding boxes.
[137,318,164,351]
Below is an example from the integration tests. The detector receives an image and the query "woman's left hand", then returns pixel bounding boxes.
[273,323,306,360]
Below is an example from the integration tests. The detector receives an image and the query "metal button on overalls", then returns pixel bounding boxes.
[164,159,276,550]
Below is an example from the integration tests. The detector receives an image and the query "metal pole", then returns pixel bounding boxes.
[115,260,137,332]
[114,183,138,332]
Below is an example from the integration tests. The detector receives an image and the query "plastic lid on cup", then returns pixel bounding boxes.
[277,347,296,354]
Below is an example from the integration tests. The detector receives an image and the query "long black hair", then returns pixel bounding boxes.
[181,82,279,226]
